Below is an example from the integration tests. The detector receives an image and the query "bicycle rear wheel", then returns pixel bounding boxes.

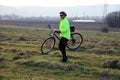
[41,37,55,54]
[67,33,83,50]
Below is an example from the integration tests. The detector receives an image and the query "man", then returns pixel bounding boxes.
[56,11,71,63]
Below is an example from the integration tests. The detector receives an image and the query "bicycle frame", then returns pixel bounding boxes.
[49,25,74,42]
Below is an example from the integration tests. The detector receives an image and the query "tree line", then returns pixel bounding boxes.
[105,11,120,28]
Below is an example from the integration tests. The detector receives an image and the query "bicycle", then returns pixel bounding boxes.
[41,25,83,54]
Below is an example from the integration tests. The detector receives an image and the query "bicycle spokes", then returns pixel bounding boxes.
[67,33,83,50]
[41,37,55,54]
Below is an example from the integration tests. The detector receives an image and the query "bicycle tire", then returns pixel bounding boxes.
[67,33,83,50]
[41,37,55,54]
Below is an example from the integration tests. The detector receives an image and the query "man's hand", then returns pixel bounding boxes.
[55,29,61,33]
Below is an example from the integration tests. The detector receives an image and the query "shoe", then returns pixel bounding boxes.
[60,59,68,63]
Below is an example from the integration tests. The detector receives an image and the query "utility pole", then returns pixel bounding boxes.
[103,0,107,21]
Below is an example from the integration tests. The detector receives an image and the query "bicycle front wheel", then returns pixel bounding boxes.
[41,37,55,54]
[67,33,83,50]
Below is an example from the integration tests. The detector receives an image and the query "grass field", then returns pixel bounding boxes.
[0,25,120,80]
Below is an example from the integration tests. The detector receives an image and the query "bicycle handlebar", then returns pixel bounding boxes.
[48,24,57,32]
[48,24,52,29]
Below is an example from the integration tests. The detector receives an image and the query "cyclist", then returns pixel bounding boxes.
[56,11,71,63]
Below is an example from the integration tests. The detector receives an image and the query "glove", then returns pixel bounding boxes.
[55,29,61,33]
[57,30,61,33]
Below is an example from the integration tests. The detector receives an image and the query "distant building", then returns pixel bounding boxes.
[72,20,96,22]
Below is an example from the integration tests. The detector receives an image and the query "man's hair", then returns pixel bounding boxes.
[60,11,67,16]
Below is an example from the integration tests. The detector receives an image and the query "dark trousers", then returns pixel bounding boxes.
[59,37,68,61]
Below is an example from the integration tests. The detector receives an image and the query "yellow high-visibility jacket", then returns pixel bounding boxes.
[59,17,71,40]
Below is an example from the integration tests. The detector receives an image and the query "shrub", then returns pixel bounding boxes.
[101,28,108,33]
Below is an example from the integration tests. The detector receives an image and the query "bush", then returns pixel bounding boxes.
[101,28,108,33]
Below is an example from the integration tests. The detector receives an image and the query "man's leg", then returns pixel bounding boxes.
[59,37,68,62]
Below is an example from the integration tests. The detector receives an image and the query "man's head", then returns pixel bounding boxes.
[59,11,67,19]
